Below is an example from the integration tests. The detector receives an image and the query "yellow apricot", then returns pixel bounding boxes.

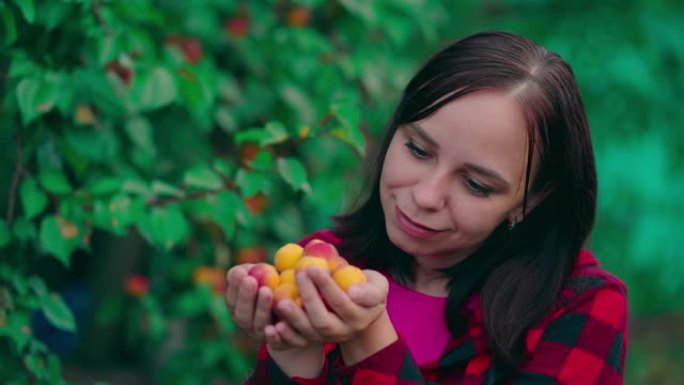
[332,265,367,291]
[295,256,330,273]
[274,243,304,272]
[280,269,296,285]
[273,282,299,304]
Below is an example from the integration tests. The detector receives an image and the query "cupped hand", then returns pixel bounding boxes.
[272,267,388,343]
[224,264,273,340]
[225,264,312,350]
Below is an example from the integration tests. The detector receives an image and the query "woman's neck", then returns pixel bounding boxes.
[412,266,449,297]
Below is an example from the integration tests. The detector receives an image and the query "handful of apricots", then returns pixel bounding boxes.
[246,239,367,306]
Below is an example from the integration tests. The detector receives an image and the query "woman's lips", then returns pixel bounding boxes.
[395,207,443,238]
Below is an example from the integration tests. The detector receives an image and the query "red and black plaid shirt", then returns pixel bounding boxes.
[246,231,628,384]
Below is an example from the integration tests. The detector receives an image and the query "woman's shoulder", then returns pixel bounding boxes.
[551,248,627,320]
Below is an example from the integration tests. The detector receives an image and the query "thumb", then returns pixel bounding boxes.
[347,270,388,307]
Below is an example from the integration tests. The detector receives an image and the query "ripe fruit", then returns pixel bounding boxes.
[166,36,203,65]
[236,247,268,264]
[225,17,249,38]
[274,243,304,272]
[302,240,337,258]
[105,60,132,86]
[244,193,269,214]
[286,6,311,28]
[248,263,279,290]
[332,265,367,291]
[296,256,330,273]
[279,269,296,285]
[327,255,349,272]
[273,282,299,304]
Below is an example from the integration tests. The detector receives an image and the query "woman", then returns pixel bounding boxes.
[226,31,628,384]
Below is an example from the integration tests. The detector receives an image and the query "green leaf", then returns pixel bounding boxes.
[8,53,37,78]
[236,169,272,197]
[28,276,48,296]
[125,116,156,154]
[212,159,234,176]
[1,6,18,44]
[330,101,365,154]
[12,217,36,242]
[19,178,48,219]
[88,177,123,196]
[38,170,71,195]
[0,219,9,248]
[183,166,223,190]
[14,0,35,24]
[277,157,311,193]
[39,216,79,267]
[2,312,31,351]
[233,121,290,147]
[15,74,62,125]
[209,192,240,239]
[152,180,185,198]
[139,67,177,110]
[249,150,274,171]
[262,121,290,146]
[137,207,189,248]
[41,293,76,332]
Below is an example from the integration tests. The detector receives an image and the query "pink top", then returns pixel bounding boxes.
[386,275,450,365]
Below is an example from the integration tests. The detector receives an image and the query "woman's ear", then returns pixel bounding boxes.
[508,183,555,224]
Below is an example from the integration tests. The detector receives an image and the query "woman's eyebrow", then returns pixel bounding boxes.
[464,162,511,188]
[406,123,439,148]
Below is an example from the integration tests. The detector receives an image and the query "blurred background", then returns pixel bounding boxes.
[0,0,682,384]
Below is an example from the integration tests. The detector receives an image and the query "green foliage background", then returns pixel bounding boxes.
[0,0,682,384]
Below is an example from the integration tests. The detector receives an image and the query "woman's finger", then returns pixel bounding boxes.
[296,270,346,335]
[274,298,320,341]
[274,321,308,348]
[232,276,258,329]
[253,286,274,335]
[263,324,284,348]
[225,264,253,311]
[346,270,389,307]
[306,267,355,319]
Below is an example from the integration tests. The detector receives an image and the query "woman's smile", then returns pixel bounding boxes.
[395,207,446,239]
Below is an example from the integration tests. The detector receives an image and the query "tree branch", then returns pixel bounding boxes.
[6,127,24,227]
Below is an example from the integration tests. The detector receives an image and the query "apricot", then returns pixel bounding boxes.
[279,269,296,285]
[273,282,299,304]
[302,241,339,260]
[274,243,304,272]
[295,256,330,273]
[332,265,367,291]
[247,263,279,290]
[326,255,348,272]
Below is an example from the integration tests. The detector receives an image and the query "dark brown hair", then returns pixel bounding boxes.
[332,31,596,369]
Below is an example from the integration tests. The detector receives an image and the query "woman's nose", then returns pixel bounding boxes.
[412,173,448,211]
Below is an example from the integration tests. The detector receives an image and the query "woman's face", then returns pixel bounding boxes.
[380,90,539,270]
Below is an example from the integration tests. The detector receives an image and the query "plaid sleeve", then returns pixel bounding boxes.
[512,282,628,384]
[331,337,435,385]
[244,344,330,385]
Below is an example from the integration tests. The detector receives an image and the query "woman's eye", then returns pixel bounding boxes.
[404,141,431,159]
[465,179,492,197]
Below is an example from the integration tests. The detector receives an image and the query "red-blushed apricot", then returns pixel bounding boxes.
[247,263,279,290]
[302,241,339,260]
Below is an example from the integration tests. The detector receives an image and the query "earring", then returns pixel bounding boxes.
[508,219,518,230]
